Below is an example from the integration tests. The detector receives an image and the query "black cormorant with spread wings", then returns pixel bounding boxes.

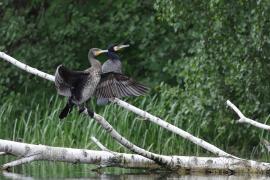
[97,43,129,105]
[55,48,149,119]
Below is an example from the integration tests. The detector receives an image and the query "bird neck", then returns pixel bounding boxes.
[89,56,101,68]
[107,51,120,61]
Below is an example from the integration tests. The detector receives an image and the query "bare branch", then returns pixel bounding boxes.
[1,155,41,170]
[91,136,110,152]
[92,113,172,168]
[0,52,55,82]
[111,98,237,158]
[90,136,118,156]
[226,100,270,130]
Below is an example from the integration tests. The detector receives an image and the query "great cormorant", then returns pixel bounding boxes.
[55,48,149,119]
[97,43,129,105]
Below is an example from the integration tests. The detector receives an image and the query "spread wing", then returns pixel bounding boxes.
[94,72,149,99]
[55,65,90,97]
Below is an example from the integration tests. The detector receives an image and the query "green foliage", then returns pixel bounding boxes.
[0,0,270,161]
[153,0,270,155]
[0,0,175,96]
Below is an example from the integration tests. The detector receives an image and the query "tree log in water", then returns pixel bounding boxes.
[2,139,270,174]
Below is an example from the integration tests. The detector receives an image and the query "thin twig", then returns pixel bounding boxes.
[90,136,117,155]
[91,136,110,151]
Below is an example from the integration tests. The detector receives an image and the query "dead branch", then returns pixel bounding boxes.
[227,100,270,130]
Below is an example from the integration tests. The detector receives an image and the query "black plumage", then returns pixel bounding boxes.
[97,43,130,105]
[55,48,149,119]
[95,72,149,98]
[101,44,127,73]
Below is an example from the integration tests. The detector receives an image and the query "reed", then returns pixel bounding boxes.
[0,91,269,160]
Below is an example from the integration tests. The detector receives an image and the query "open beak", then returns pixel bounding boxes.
[113,44,130,51]
[95,49,108,56]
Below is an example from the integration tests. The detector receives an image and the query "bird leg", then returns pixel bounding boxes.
[59,98,74,119]
[78,105,94,118]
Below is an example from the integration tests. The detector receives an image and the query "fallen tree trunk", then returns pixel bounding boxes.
[0,52,234,158]
[1,139,270,174]
[0,139,158,170]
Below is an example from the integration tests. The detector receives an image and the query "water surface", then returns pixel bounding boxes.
[0,161,270,180]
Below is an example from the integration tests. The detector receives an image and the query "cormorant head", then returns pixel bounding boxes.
[88,48,108,58]
[107,44,118,52]
[107,43,130,60]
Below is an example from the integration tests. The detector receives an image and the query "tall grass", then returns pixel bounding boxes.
[0,89,270,162]
[0,94,194,155]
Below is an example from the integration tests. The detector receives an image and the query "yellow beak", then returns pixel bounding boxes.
[114,44,130,51]
[95,49,108,56]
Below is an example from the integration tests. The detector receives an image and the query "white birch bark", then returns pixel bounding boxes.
[0,52,55,82]
[91,136,111,152]
[0,139,159,170]
[92,113,172,168]
[111,98,236,158]
[0,52,234,158]
[1,139,270,173]
[226,100,270,130]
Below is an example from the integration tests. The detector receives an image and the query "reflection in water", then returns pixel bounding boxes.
[1,159,270,180]
[1,171,270,180]
[2,172,34,180]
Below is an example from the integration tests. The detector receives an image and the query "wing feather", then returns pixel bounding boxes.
[95,72,149,98]
[55,65,90,98]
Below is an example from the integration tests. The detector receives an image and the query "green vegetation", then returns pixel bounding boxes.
[1,0,270,162]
